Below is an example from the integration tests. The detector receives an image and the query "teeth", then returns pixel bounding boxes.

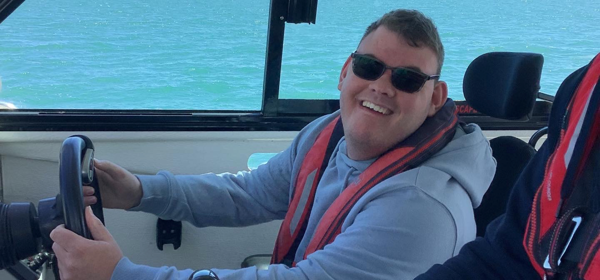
[362,101,390,115]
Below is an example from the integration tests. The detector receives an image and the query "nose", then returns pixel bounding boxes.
[368,69,396,98]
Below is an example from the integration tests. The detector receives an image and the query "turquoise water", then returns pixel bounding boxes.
[0,0,598,110]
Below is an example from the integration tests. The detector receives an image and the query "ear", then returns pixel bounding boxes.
[338,55,353,91]
[428,81,448,116]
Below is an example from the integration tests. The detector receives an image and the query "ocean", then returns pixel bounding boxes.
[0,0,598,110]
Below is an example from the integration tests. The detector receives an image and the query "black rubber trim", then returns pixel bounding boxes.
[0,100,551,131]
[0,0,25,24]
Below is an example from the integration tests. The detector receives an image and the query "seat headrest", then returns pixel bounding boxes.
[463,52,544,120]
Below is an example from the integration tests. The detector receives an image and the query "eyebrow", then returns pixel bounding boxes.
[361,53,425,74]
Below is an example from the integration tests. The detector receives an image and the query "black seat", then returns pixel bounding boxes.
[463,52,544,236]
[477,136,535,236]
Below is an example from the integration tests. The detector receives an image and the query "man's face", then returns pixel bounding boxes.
[338,26,447,160]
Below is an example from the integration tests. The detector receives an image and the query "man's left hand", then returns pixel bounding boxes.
[50,206,123,280]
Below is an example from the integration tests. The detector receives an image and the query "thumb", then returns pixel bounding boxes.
[94,159,110,173]
[85,206,112,242]
[94,159,118,175]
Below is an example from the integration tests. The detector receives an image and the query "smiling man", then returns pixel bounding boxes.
[339,24,446,161]
[50,9,496,280]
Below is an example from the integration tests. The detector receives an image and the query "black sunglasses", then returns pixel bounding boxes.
[351,52,439,93]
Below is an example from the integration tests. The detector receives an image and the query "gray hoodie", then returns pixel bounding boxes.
[112,110,496,280]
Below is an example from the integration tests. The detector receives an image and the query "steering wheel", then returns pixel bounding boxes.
[59,135,104,239]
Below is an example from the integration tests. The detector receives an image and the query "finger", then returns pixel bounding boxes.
[83,195,97,206]
[94,164,112,184]
[85,206,113,242]
[96,160,130,180]
[82,186,95,196]
[93,159,113,173]
[93,158,103,166]
[52,241,68,259]
[50,225,82,252]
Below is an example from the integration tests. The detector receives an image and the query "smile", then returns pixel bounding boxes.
[361,101,391,115]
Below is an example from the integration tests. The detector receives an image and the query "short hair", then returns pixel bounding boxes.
[360,9,444,75]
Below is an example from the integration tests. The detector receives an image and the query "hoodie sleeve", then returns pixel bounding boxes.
[128,145,294,227]
[414,139,552,280]
[112,185,459,280]
[127,112,338,227]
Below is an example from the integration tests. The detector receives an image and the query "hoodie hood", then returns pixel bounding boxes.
[421,123,496,208]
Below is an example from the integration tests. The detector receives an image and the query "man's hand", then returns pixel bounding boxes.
[50,207,124,280]
[83,159,143,210]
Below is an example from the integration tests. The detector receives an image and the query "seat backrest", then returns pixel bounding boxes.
[462,52,544,236]
[475,136,535,236]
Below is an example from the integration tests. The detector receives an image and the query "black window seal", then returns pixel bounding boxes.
[0,99,550,131]
[0,0,24,24]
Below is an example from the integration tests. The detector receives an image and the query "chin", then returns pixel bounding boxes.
[346,126,372,143]
[348,132,385,150]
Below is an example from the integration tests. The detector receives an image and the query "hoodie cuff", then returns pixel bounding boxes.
[111,257,163,280]
[111,257,196,280]
[128,172,172,216]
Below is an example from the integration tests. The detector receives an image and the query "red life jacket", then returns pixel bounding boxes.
[271,100,459,266]
[524,53,600,279]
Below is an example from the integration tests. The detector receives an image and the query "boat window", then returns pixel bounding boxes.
[247,153,278,170]
[0,0,598,131]
[0,0,269,110]
[279,1,599,100]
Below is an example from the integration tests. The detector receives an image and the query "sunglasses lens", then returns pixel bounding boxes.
[391,68,427,93]
[352,55,384,81]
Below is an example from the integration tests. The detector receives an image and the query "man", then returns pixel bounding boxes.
[416,54,600,279]
[50,9,495,280]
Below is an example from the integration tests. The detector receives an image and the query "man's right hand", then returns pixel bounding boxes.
[83,159,143,210]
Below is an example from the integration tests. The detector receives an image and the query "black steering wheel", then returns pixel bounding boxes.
[59,135,104,239]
